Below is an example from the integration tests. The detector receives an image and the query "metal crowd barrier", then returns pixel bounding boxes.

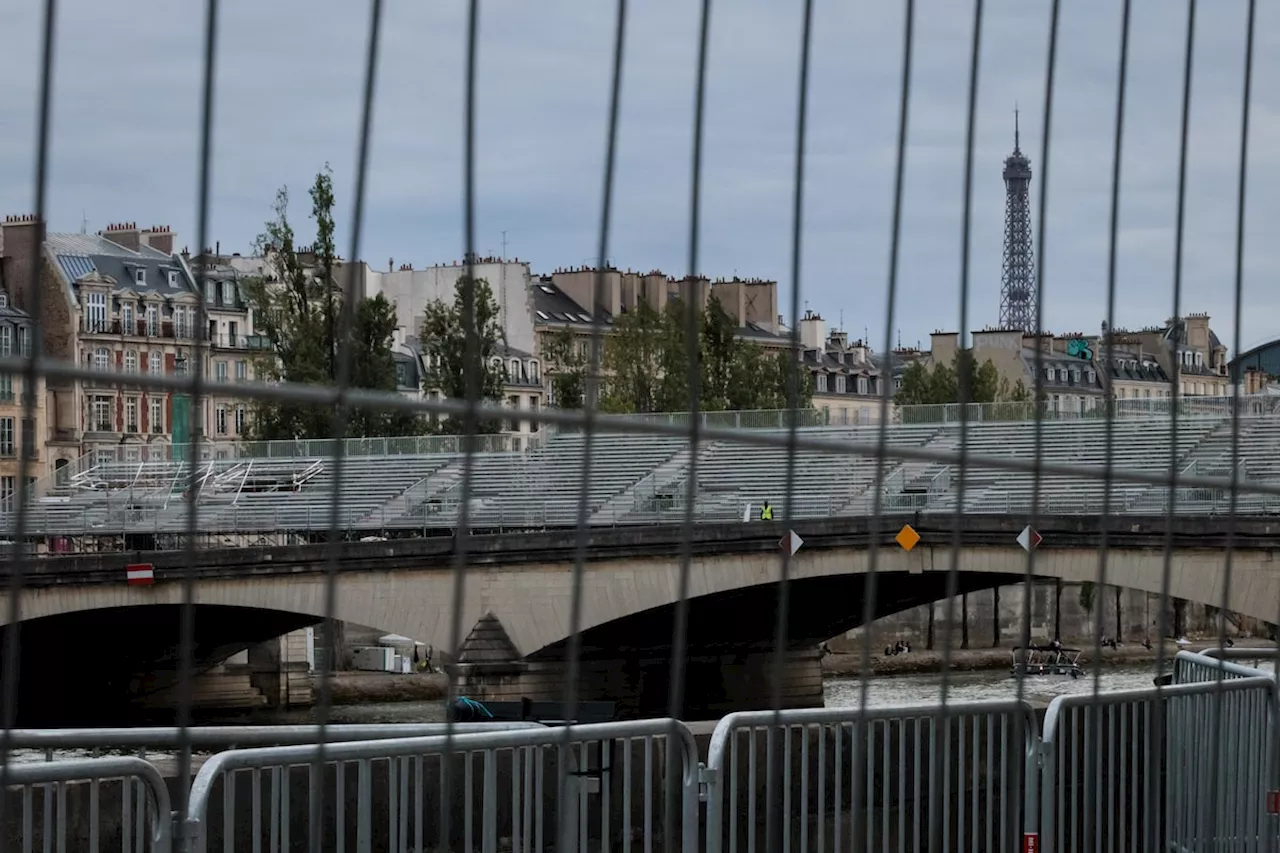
[1039,658,1279,853]
[182,719,699,853]
[3,675,1279,853]
[2,757,173,853]
[701,700,1039,853]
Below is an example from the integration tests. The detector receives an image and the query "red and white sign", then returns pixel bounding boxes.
[1016,525,1043,553]
[126,563,155,586]
[1267,790,1280,815]
[1023,832,1039,853]
[779,530,804,557]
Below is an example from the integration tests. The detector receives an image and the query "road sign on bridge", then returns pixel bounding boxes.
[1016,525,1043,553]
[779,530,804,557]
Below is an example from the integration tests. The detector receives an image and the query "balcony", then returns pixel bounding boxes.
[78,318,203,341]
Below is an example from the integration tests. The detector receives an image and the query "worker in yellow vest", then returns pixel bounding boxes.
[759,501,774,521]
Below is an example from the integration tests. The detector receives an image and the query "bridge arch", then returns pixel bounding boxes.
[5,540,1267,662]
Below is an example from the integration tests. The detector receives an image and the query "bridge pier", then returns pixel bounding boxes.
[451,648,823,720]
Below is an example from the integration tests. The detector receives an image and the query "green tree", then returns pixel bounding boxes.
[600,302,665,413]
[349,294,425,437]
[418,276,507,433]
[245,174,419,441]
[895,350,1029,406]
[699,297,738,411]
[657,300,695,412]
[542,327,586,410]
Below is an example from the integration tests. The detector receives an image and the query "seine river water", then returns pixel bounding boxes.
[266,664,1189,725]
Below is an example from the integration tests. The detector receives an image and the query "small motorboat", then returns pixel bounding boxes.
[1010,644,1083,679]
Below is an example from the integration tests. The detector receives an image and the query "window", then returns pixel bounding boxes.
[835,376,846,394]
[1086,369,1096,384]
[168,271,179,288]
[0,293,6,308]
[509,359,520,383]
[222,281,235,305]
[124,351,138,374]
[234,405,245,435]
[1046,368,1056,381]
[0,375,11,402]
[215,361,227,382]
[816,374,828,393]
[121,302,134,332]
[0,418,12,455]
[85,292,107,331]
[150,398,164,434]
[1072,368,1081,383]
[93,347,110,371]
[204,281,214,303]
[0,326,10,357]
[216,405,227,435]
[17,327,28,357]
[857,376,868,394]
[507,395,520,432]
[529,398,539,433]
[0,476,12,503]
[529,360,540,383]
[134,268,145,286]
[146,304,158,336]
[235,360,247,382]
[174,307,187,339]
[148,351,162,375]
[125,397,138,433]
[90,397,112,432]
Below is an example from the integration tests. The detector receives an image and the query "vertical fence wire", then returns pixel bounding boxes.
[0,2,1275,851]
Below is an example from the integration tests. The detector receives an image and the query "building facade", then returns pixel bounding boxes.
[0,287,47,502]
[0,217,227,467]
[797,311,883,424]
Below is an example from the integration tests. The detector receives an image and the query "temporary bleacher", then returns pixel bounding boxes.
[6,412,1278,540]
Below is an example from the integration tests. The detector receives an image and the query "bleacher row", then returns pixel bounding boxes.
[6,414,1280,538]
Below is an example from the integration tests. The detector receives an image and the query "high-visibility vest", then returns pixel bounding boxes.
[760,505,773,521]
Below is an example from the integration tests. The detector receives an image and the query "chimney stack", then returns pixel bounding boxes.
[102,221,141,252]
[140,224,175,255]
[0,214,46,310]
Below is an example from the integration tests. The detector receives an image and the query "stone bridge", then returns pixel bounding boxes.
[6,514,1278,721]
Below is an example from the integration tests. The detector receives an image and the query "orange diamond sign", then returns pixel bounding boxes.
[896,524,920,551]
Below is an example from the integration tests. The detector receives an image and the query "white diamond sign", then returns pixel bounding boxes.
[1016,525,1043,553]
[780,530,804,557]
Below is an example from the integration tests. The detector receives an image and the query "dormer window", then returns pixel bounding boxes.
[169,271,179,288]
[1046,368,1056,381]
[835,375,846,394]
[529,360,540,383]
[135,268,146,286]
[0,293,8,308]
[222,281,235,305]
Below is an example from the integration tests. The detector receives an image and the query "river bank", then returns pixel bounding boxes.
[319,640,1272,706]
[825,638,1274,678]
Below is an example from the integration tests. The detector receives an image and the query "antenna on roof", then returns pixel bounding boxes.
[80,210,87,235]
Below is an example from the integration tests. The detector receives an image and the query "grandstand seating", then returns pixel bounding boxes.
[5,412,1278,541]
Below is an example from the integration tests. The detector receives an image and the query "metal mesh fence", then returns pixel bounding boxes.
[1,0,1276,851]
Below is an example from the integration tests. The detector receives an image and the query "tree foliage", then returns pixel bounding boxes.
[895,349,1029,406]
[245,169,421,441]
[417,276,507,434]
[588,297,811,414]
[542,327,587,410]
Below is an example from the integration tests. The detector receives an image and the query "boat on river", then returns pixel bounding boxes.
[1010,644,1083,679]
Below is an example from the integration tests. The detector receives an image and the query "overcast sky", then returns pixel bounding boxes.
[2,0,1276,356]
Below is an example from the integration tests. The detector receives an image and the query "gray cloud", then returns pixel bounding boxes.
[1,0,1275,354]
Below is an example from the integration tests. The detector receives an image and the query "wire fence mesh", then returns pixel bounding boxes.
[0,0,1275,850]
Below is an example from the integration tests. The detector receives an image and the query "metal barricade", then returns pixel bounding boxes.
[1173,649,1272,684]
[1,757,173,853]
[702,700,1039,853]
[1039,673,1279,853]
[182,719,699,853]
